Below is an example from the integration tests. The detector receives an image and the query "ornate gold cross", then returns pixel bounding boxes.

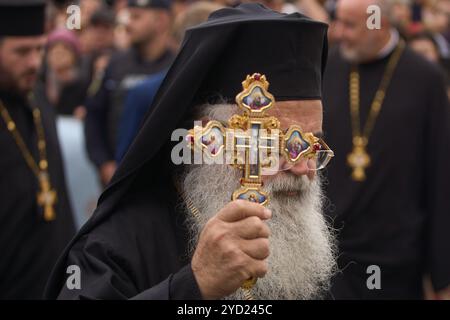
[186,73,334,293]
[347,136,371,182]
[37,172,57,221]
[188,73,331,206]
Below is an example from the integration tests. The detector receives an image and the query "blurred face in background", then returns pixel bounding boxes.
[0,36,46,94]
[335,0,389,63]
[79,0,103,28]
[390,1,412,29]
[126,7,167,46]
[85,24,115,53]
[423,0,450,34]
[410,38,440,63]
[46,42,77,83]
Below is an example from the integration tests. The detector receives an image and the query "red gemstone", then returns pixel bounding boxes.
[254,74,261,81]
[313,143,322,151]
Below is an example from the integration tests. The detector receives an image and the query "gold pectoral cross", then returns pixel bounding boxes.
[347,136,371,182]
[37,172,57,221]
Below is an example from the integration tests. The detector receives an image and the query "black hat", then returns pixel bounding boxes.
[0,0,46,36]
[127,0,172,10]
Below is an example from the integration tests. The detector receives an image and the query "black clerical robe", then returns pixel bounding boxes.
[45,164,202,300]
[0,91,75,299]
[323,47,450,299]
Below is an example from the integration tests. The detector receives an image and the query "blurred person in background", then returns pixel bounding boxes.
[79,0,105,30]
[80,9,116,55]
[46,0,73,30]
[324,0,342,45]
[115,1,223,162]
[322,0,450,299]
[171,1,224,51]
[0,0,75,299]
[296,0,330,22]
[35,29,89,118]
[409,31,441,63]
[84,0,175,186]
[81,9,117,112]
[422,0,450,59]
[388,0,413,38]
[114,4,132,50]
[33,29,102,229]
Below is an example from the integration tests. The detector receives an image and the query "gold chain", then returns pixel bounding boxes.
[0,97,57,221]
[178,182,255,300]
[0,97,48,177]
[349,40,405,144]
[347,41,405,181]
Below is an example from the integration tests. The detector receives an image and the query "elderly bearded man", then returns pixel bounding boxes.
[45,4,336,300]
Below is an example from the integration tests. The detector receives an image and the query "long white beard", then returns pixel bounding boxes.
[181,163,337,300]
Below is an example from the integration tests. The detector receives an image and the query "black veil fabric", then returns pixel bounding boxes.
[44,3,328,298]
[105,3,328,199]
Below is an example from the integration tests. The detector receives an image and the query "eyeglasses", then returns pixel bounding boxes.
[187,120,334,175]
[259,126,334,175]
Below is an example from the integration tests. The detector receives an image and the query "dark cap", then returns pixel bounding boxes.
[127,0,172,10]
[90,9,116,27]
[0,0,46,36]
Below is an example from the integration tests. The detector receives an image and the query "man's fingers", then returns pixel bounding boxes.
[218,200,271,222]
[240,238,270,260]
[231,216,270,239]
[244,259,269,279]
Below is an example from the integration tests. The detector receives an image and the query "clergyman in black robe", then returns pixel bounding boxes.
[45,4,338,300]
[0,0,75,299]
[322,0,450,299]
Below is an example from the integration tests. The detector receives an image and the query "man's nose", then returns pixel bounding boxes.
[280,157,315,180]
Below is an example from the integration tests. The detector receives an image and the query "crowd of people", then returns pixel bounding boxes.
[0,0,449,299]
[41,0,449,224]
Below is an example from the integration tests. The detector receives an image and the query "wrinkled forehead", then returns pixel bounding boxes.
[193,99,323,133]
